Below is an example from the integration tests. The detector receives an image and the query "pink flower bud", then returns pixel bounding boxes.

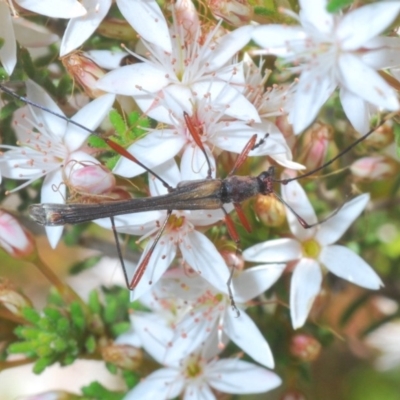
[62,52,107,98]
[290,333,321,362]
[68,163,116,195]
[0,211,34,258]
[0,278,32,316]
[208,0,253,27]
[350,156,397,180]
[298,123,332,171]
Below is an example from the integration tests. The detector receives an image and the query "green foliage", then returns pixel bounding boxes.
[81,381,125,400]
[327,0,355,13]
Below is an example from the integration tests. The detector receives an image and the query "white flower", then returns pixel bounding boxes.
[141,265,285,369]
[123,308,281,400]
[0,80,115,248]
[94,159,232,300]
[98,0,258,123]
[243,180,383,329]
[252,0,400,134]
[112,93,291,180]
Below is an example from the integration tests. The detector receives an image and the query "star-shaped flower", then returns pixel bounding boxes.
[243,180,383,329]
[252,0,400,134]
[0,80,115,248]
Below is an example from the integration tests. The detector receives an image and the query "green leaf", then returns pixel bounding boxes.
[88,135,108,149]
[22,307,40,324]
[70,302,86,332]
[326,0,354,13]
[394,124,400,158]
[85,335,97,354]
[69,255,102,275]
[88,290,102,314]
[33,356,55,374]
[109,109,127,136]
[81,381,124,400]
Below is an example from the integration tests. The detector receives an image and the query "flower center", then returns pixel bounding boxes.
[167,214,185,231]
[183,354,204,379]
[302,239,321,259]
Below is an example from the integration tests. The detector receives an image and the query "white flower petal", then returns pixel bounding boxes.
[233,265,285,303]
[149,158,182,196]
[206,359,281,394]
[290,258,322,329]
[362,37,400,69]
[131,238,177,301]
[316,194,370,246]
[13,17,59,48]
[112,130,185,178]
[191,81,261,122]
[0,5,16,76]
[207,25,253,71]
[299,0,334,37]
[338,2,400,51]
[183,383,214,400]
[131,313,173,364]
[281,179,317,241]
[124,368,184,400]
[224,310,275,368]
[339,88,370,134]
[66,94,115,151]
[290,69,335,134]
[319,245,383,289]
[180,144,215,180]
[252,25,307,56]
[86,49,128,70]
[180,231,230,294]
[16,0,87,18]
[337,53,399,111]
[116,0,172,53]
[26,80,67,137]
[243,238,301,263]
[60,0,112,56]
[97,64,170,96]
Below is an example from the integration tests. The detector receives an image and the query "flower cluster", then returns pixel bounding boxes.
[0,0,399,399]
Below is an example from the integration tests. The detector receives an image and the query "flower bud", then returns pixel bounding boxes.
[298,122,332,171]
[68,163,116,195]
[61,52,107,98]
[208,0,253,27]
[220,249,244,272]
[280,390,306,400]
[350,156,397,180]
[0,210,35,258]
[255,194,286,227]
[362,122,394,149]
[0,278,32,316]
[101,344,143,370]
[290,333,321,362]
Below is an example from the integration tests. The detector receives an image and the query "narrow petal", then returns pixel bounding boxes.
[17,0,87,18]
[299,0,334,37]
[130,239,177,301]
[97,64,170,96]
[112,130,185,178]
[337,54,399,111]
[0,5,16,75]
[224,310,275,368]
[281,179,317,241]
[316,194,370,246]
[116,0,172,53]
[290,69,335,134]
[339,88,370,134]
[206,359,281,393]
[243,238,301,263]
[131,313,174,364]
[320,245,383,289]
[66,94,115,151]
[124,368,184,400]
[233,264,286,303]
[207,25,253,70]
[252,25,307,56]
[362,37,400,69]
[60,0,112,56]
[180,231,230,294]
[290,258,322,329]
[26,80,67,137]
[338,2,400,51]
[183,383,214,400]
